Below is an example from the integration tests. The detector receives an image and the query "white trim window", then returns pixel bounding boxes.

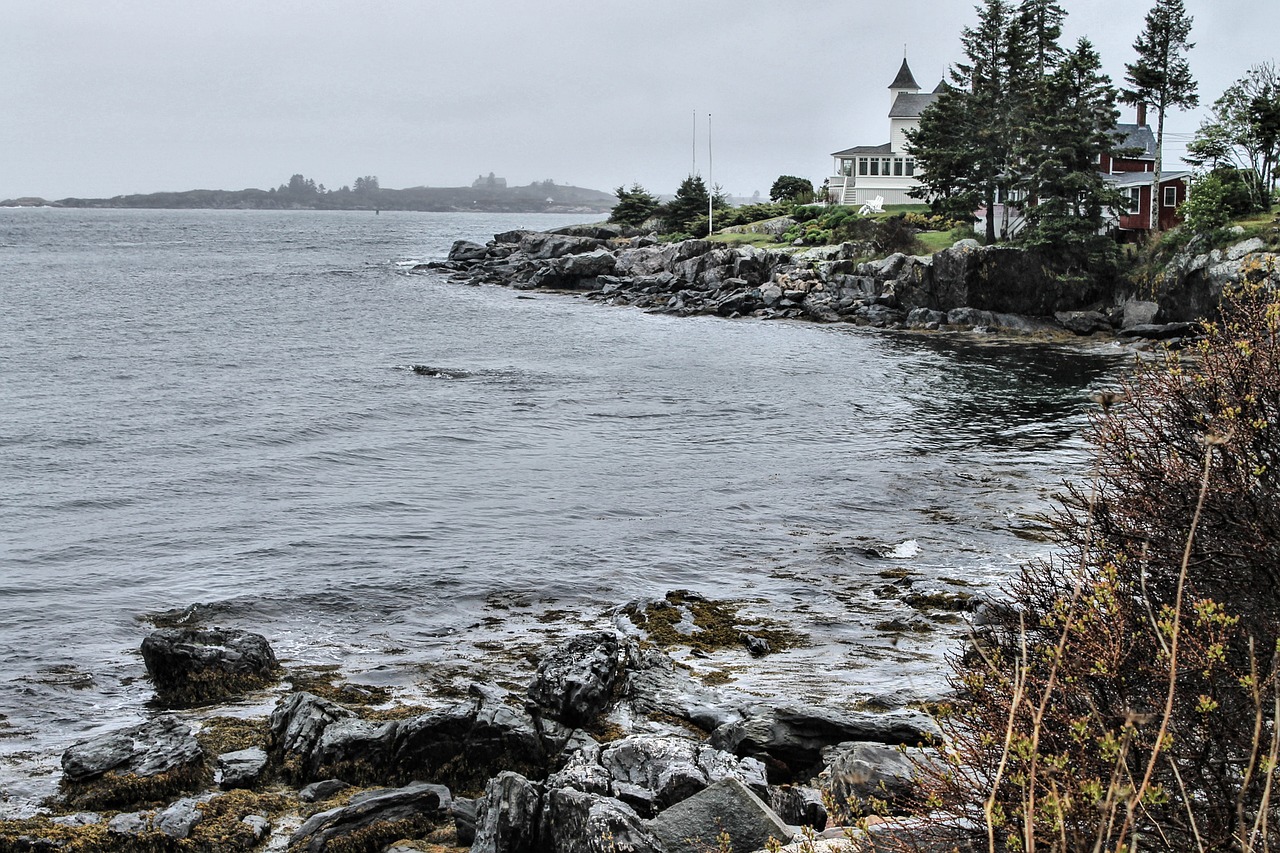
[1127,187,1142,215]
[1163,185,1178,208]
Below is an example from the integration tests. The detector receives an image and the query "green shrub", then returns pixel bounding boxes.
[917,269,1280,852]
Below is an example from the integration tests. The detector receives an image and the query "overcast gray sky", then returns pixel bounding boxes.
[4,0,1276,201]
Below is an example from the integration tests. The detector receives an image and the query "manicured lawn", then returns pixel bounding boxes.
[917,230,959,252]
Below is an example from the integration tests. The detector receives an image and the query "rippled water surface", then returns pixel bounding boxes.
[0,209,1127,808]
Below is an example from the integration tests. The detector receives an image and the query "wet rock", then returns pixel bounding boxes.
[141,627,279,707]
[288,781,452,853]
[268,691,357,768]
[649,777,793,853]
[1055,310,1112,335]
[471,771,542,853]
[107,811,151,836]
[217,746,268,789]
[946,307,998,328]
[451,796,479,847]
[1118,321,1199,340]
[448,240,489,262]
[595,735,767,816]
[61,714,205,809]
[710,706,939,781]
[539,788,663,853]
[1122,298,1160,328]
[241,814,270,843]
[519,233,605,260]
[907,307,947,328]
[300,778,351,802]
[49,812,102,827]
[154,796,203,839]
[551,248,617,279]
[528,631,632,726]
[624,649,748,733]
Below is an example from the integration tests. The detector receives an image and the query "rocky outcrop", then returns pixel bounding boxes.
[649,777,793,853]
[527,631,633,726]
[288,781,452,853]
[140,627,279,707]
[428,227,1280,340]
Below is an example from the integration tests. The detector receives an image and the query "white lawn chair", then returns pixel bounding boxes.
[859,195,885,215]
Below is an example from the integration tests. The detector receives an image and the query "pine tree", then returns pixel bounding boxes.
[657,176,726,237]
[1010,0,1067,208]
[1121,0,1199,230]
[608,183,659,227]
[1019,38,1124,255]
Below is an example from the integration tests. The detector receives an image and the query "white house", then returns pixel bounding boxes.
[828,58,942,206]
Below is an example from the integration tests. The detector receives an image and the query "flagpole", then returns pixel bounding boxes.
[707,113,714,235]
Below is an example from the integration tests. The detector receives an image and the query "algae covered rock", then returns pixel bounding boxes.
[60,714,206,809]
[141,626,280,707]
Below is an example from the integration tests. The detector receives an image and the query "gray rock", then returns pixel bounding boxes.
[493,229,533,245]
[1054,310,1112,335]
[711,706,939,779]
[946,307,997,327]
[1226,237,1267,261]
[769,785,827,829]
[154,797,203,839]
[288,781,452,853]
[1118,321,1199,340]
[49,812,102,827]
[595,735,768,815]
[471,771,542,853]
[649,777,793,853]
[907,307,947,328]
[451,796,479,847]
[624,649,748,733]
[300,778,351,802]
[759,282,783,307]
[62,714,203,783]
[823,742,936,817]
[1122,299,1160,328]
[539,788,663,853]
[141,627,278,706]
[519,233,605,260]
[217,746,268,789]
[241,814,270,843]
[107,811,152,836]
[528,631,632,726]
[552,248,617,279]
[448,240,489,262]
[268,692,357,769]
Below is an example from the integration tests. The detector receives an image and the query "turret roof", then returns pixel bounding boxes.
[888,58,920,90]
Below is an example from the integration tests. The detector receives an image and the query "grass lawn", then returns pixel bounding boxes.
[917,231,958,253]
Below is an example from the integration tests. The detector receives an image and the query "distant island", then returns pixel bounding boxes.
[1,173,617,214]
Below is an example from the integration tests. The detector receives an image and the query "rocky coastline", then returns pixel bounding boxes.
[2,620,975,853]
[420,225,1279,346]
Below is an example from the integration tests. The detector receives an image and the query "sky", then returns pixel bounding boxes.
[4,0,1278,201]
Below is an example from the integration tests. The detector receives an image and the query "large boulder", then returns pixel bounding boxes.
[822,742,938,820]
[527,632,633,726]
[471,771,542,853]
[539,787,663,853]
[519,233,605,260]
[624,649,747,733]
[648,777,792,853]
[140,627,279,707]
[216,747,268,789]
[711,706,939,781]
[551,735,767,818]
[288,782,452,853]
[61,715,205,809]
[448,240,490,262]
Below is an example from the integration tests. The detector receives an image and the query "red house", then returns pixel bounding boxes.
[1101,105,1190,238]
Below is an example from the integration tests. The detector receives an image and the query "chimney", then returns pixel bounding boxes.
[1137,102,1147,126]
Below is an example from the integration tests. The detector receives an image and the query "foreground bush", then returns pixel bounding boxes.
[918,269,1280,852]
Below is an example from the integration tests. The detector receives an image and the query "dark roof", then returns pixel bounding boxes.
[1113,123,1157,159]
[888,58,920,90]
[933,79,949,94]
[890,92,939,118]
[832,142,893,157]
[1104,170,1190,187]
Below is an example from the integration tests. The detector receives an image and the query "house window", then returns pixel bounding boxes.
[1127,188,1141,215]
[1163,185,1178,208]
[905,159,915,177]
[840,161,852,177]
[893,159,904,176]
[869,159,880,176]
[858,158,868,176]
[882,158,892,176]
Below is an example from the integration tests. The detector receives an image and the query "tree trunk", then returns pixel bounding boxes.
[1153,107,1166,232]
[985,185,997,244]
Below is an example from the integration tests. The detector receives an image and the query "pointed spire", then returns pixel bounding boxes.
[888,57,920,91]
[933,79,949,94]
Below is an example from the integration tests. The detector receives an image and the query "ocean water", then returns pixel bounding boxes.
[0,208,1125,811]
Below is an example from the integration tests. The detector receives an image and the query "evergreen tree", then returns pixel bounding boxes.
[1121,0,1199,230]
[1011,0,1068,208]
[657,175,726,237]
[768,175,814,204]
[909,0,1025,243]
[607,183,660,227]
[1018,38,1124,255]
